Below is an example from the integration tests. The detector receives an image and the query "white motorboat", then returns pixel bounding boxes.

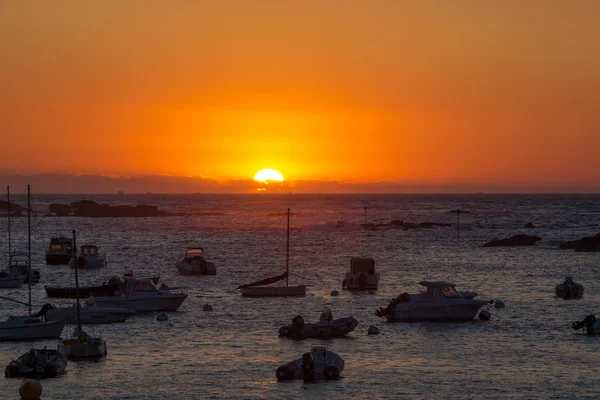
[93,276,187,312]
[555,277,584,299]
[175,248,216,275]
[74,245,107,269]
[572,315,600,335]
[57,230,107,360]
[276,345,344,381]
[37,297,134,324]
[342,257,379,291]
[10,252,40,284]
[45,235,73,265]
[5,348,67,378]
[278,308,358,339]
[375,281,490,322]
[0,186,67,341]
[238,208,306,297]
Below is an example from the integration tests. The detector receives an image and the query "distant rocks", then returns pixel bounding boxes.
[447,209,474,215]
[48,200,169,217]
[0,200,26,215]
[524,222,535,229]
[559,233,600,252]
[483,234,541,247]
[360,220,451,231]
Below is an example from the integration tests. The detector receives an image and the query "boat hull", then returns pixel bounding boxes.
[58,338,107,359]
[0,276,23,288]
[343,272,379,291]
[94,294,187,312]
[46,254,71,265]
[279,317,358,339]
[388,303,485,322]
[44,276,160,298]
[240,285,306,297]
[0,318,66,341]
[45,307,134,324]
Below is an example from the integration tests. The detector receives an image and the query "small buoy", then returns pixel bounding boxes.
[203,303,213,311]
[330,290,339,296]
[495,301,505,309]
[367,325,379,335]
[156,312,168,321]
[479,310,491,320]
[19,379,42,400]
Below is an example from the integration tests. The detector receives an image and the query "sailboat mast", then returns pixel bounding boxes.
[73,230,82,332]
[27,185,31,316]
[7,186,10,263]
[286,207,290,287]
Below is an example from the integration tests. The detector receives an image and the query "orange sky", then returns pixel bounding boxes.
[1,1,599,192]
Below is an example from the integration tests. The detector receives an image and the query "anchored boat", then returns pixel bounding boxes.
[175,248,216,275]
[5,348,67,378]
[276,345,344,381]
[342,257,379,291]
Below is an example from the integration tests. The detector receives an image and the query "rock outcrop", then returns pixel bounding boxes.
[559,233,600,252]
[483,234,541,247]
[360,220,451,231]
[48,200,169,217]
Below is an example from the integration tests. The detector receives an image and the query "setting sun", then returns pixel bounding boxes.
[253,169,284,183]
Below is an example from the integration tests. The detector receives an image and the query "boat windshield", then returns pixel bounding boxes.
[440,286,461,298]
[185,249,204,257]
[81,246,99,256]
[49,244,64,251]
[133,281,158,292]
[350,258,375,274]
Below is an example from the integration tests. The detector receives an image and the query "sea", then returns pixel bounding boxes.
[1,194,599,399]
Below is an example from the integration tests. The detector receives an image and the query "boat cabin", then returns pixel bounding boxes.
[9,253,29,268]
[419,281,462,300]
[48,236,73,253]
[122,277,160,295]
[184,248,205,261]
[80,245,100,257]
[349,257,375,275]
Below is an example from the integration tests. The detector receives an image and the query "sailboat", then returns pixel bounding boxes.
[0,186,23,288]
[238,208,306,297]
[0,185,67,340]
[58,230,107,359]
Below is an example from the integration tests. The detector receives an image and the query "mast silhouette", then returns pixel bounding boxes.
[286,208,290,287]
[7,186,10,263]
[72,230,82,333]
[27,185,31,316]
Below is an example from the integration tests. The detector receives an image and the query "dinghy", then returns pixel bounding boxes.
[276,345,344,381]
[5,348,67,378]
[278,308,358,339]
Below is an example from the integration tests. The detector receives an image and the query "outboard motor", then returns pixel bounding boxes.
[572,315,597,330]
[291,316,305,340]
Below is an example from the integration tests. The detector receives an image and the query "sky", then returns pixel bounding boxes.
[1,1,599,193]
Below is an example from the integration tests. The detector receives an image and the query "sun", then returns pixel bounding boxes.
[254,169,284,183]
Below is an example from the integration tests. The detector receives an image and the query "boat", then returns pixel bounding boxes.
[74,245,106,269]
[5,348,67,378]
[0,187,26,288]
[36,296,134,324]
[278,308,358,339]
[11,252,41,284]
[342,257,379,291]
[45,275,160,298]
[175,248,216,275]
[45,235,73,265]
[572,315,600,335]
[375,281,490,322]
[276,345,344,381]
[92,276,187,312]
[57,230,107,359]
[0,185,67,341]
[555,277,584,299]
[238,208,306,297]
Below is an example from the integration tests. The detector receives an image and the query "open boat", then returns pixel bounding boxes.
[572,315,600,335]
[45,235,73,265]
[175,248,216,275]
[555,276,584,299]
[276,345,344,381]
[238,208,306,297]
[375,281,489,322]
[342,257,379,291]
[278,308,358,339]
[57,230,107,359]
[5,348,67,378]
[0,186,67,341]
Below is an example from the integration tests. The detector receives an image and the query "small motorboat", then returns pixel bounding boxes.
[5,348,67,378]
[45,235,73,265]
[45,275,160,298]
[175,248,216,275]
[278,308,358,339]
[572,315,600,335]
[0,269,23,288]
[375,281,490,322]
[0,315,67,341]
[93,276,187,312]
[276,345,344,381]
[0,253,40,287]
[36,296,134,324]
[555,277,584,299]
[342,257,379,291]
[74,245,106,269]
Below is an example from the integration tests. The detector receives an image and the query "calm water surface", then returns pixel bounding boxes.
[1,194,599,399]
